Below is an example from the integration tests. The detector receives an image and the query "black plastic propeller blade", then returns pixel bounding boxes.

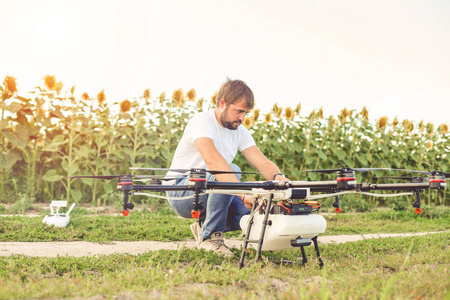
[129,167,260,175]
[390,169,450,178]
[351,168,393,173]
[68,175,121,180]
[390,169,431,175]
[373,176,415,180]
[304,167,392,174]
[69,174,172,180]
[133,177,178,182]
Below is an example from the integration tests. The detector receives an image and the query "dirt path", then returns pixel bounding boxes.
[0,232,441,257]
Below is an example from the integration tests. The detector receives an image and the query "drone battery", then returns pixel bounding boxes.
[268,204,313,215]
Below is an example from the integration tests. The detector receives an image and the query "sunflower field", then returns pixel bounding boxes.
[0,75,449,206]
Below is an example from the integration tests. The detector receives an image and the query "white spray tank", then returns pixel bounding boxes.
[239,188,327,251]
[42,201,76,228]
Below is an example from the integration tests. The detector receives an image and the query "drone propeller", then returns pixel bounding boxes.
[390,169,450,178]
[133,176,179,182]
[68,175,122,180]
[69,174,177,181]
[129,167,260,175]
[304,167,392,174]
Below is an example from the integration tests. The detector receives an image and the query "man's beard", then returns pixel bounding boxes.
[220,108,241,130]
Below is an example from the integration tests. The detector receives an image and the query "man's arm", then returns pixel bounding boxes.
[241,145,290,181]
[194,137,240,182]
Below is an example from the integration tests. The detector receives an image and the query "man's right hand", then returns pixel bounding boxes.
[242,195,255,210]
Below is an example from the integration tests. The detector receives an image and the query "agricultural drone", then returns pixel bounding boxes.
[70,166,448,268]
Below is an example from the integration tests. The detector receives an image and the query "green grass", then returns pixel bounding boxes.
[0,233,448,299]
[1,203,449,299]
[0,204,448,242]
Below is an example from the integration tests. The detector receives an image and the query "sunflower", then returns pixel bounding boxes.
[211,91,218,107]
[438,124,449,134]
[97,90,106,105]
[197,97,204,110]
[392,116,399,128]
[187,88,196,101]
[402,119,410,130]
[120,99,131,113]
[273,103,282,117]
[141,89,151,104]
[361,106,369,122]
[318,107,323,119]
[265,113,273,124]
[284,107,294,121]
[419,120,425,131]
[407,122,414,133]
[44,75,57,90]
[243,117,253,129]
[172,89,185,108]
[309,110,316,122]
[252,108,260,121]
[82,92,90,101]
[3,76,17,95]
[340,108,348,123]
[159,92,166,105]
[426,122,434,135]
[377,116,388,130]
[296,102,301,115]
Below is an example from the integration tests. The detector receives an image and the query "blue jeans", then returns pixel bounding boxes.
[166,164,251,240]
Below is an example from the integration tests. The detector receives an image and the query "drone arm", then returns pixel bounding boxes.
[290,181,338,192]
[359,182,429,191]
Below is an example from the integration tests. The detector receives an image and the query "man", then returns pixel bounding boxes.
[166,79,289,256]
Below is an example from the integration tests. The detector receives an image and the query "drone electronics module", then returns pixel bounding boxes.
[70,166,448,268]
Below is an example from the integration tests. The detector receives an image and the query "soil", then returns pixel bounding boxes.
[0,232,439,257]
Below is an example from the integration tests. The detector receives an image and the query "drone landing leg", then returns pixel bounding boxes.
[412,191,422,214]
[255,194,274,262]
[239,194,274,268]
[312,236,324,268]
[300,246,308,265]
[239,197,258,269]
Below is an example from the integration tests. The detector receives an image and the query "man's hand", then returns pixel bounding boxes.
[242,195,255,210]
[274,174,290,181]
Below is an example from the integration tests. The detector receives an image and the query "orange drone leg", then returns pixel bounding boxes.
[122,210,129,217]
[191,210,200,218]
[415,208,422,214]
[335,207,342,213]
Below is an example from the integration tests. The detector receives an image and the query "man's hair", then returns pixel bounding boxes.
[217,78,255,109]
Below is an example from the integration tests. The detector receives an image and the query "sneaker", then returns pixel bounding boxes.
[190,221,201,246]
[198,231,234,257]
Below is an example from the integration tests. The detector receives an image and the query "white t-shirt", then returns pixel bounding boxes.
[166,109,256,179]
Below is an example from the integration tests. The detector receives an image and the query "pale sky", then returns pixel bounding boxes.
[1,0,449,125]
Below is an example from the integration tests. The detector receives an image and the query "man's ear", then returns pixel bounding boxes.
[219,98,226,108]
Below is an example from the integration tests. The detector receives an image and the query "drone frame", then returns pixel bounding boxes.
[70,166,447,267]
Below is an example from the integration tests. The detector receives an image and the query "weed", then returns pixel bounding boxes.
[11,193,34,214]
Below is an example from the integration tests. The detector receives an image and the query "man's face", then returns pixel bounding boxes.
[219,100,251,130]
